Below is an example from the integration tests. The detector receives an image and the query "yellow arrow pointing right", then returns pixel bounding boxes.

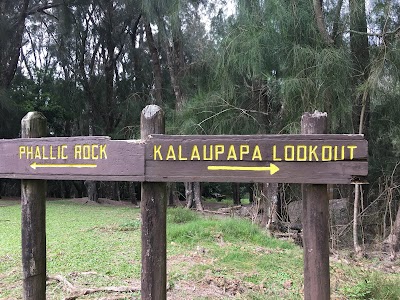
[207,163,279,175]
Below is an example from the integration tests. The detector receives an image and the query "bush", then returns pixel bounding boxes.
[167,207,199,224]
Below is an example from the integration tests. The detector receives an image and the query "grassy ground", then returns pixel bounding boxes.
[1,198,399,299]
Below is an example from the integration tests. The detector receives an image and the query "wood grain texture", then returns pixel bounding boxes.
[144,161,367,184]
[140,105,167,300]
[143,134,367,183]
[0,134,368,183]
[0,137,145,181]
[146,135,367,161]
[302,111,330,300]
[21,112,47,300]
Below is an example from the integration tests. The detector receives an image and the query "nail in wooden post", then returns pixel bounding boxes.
[301,111,330,300]
[140,105,167,300]
[21,112,47,300]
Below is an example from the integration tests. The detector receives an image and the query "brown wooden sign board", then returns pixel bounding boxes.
[145,134,368,184]
[0,136,145,181]
[0,134,367,184]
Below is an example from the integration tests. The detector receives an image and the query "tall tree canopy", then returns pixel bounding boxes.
[1,0,400,252]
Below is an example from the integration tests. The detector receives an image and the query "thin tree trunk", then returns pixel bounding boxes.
[112,182,120,201]
[332,0,344,46]
[247,184,254,203]
[232,183,241,205]
[353,184,362,254]
[0,0,30,89]
[185,182,194,209]
[168,183,180,207]
[266,183,279,229]
[85,101,99,202]
[129,182,138,205]
[313,0,334,45]
[387,205,400,259]
[193,182,203,211]
[144,20,163,105]
[350,0,370,257]
[259,183,279,229]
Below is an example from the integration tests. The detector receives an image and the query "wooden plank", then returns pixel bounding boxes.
[145,136,368,162]
[301,111,330,300]
[21,112,47,300]
[0,137,145,181]
[144,135,368,184]
[140,105,167,300]
[0,134,368,183]
[145,161,367,184]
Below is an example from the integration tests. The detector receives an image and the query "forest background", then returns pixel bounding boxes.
[1,0,400,256]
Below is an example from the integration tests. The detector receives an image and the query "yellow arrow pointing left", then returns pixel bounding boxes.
[30,162,97,170]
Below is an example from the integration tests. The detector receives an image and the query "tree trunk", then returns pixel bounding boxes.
[350,0,370,256]
[232,183,241,205]
[85,180,98,202]
[72,181,85,198]
[353,184,363,254]
[144,20,163,105]
[266,183,279,229]
[159,15,186,111]
[259,183,279,229]
[247,184,254,203]
[193,182,203,211]
[0,0,30,89]
[313,0,334,45]
[332,0,344,46]
[112,182,120,201]
[168,183,180,207]
[185,182,194,208]
[129,182,138,205]
[384,204,400,260]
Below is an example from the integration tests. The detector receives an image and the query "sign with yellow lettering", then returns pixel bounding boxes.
[0,136,145,181]
[145,134,368,184]
[0,134,368,183]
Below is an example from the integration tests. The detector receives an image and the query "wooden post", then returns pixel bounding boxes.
[140,105,167,300]
[21,112,47,300]
[301,111,330,300]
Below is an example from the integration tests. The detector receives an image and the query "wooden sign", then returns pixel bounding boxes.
[0,136,145,181]
[0,134,367,184]
[145,134,368,184]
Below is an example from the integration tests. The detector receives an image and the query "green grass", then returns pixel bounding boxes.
[1,200,399,299]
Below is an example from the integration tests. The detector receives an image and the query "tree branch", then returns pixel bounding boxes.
[347,26,400,37]
[26,1,64,16]
[47,274,140,300]
[313,0,334,45]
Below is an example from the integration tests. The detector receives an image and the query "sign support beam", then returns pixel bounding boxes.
[301,112,330,300]
[140,105,167,300]
[21,112,47,300]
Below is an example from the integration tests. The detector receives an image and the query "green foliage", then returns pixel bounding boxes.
[1,200,400,299]
[0,88,21,138]
[341,273,400,300]
[167,207,200,223]
[282,45,354,132]
[10,69,85,136]
[167,211,293,250]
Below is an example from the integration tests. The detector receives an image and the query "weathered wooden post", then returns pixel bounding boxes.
[301,111,330,300]
[140,105,167,300]
[21,112,47,300]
